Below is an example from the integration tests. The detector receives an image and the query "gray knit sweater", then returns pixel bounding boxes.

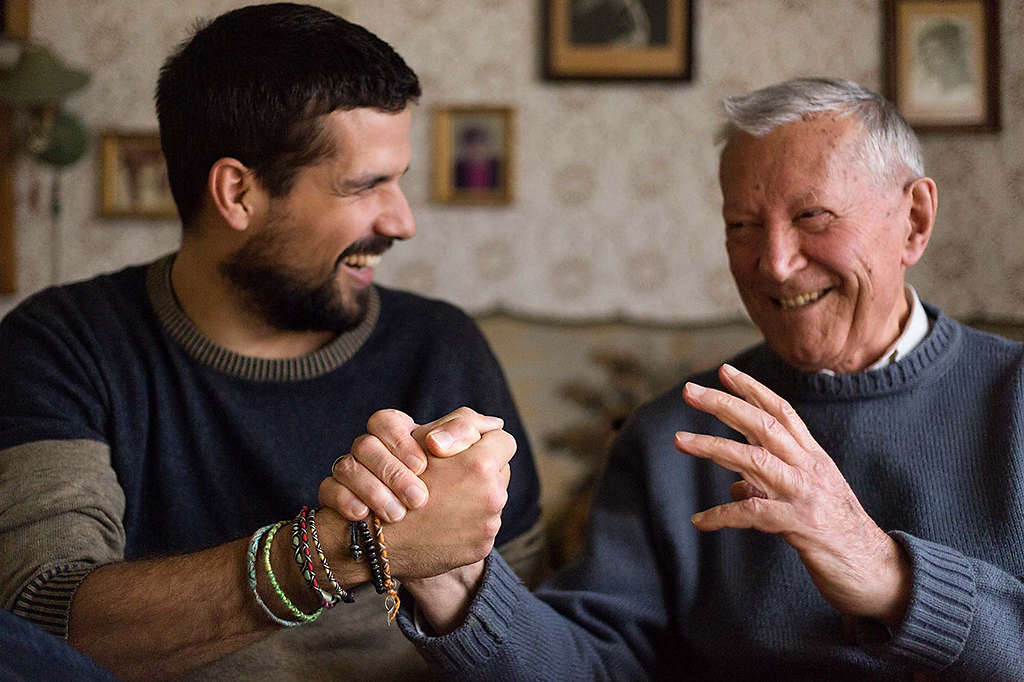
[400,304,1024,680]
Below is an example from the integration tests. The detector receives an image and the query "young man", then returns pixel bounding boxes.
[0,4,543,679]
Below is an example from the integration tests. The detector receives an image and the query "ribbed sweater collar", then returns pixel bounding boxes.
[747,302,962,402]
[146,253,379,382]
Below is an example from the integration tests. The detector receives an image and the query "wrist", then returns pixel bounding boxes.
[873,537,913,629]
[267,522,321,613]
[403,560,486,635]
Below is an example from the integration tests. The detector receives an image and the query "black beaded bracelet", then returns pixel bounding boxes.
[355,518,387,594]
[348,521,363,561]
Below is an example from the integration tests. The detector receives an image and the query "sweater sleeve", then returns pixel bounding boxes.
[865,531,1024,678]
[398,419,670,680]
[0,299,127,636]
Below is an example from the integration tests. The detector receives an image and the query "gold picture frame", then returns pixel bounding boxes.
[885,0,1000,132]
[432,106,514,205]
[98,132,177,219]
[543,0,693,81]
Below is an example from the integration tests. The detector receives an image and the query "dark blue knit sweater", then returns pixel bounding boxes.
[403,305,1024,680]
[0,254,539,572]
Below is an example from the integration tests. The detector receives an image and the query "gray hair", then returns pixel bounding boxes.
[719,77,925,181]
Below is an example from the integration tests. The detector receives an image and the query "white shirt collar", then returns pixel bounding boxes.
[867,284,929,370]
[819,285,930,375]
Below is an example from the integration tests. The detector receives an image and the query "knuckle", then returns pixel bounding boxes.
[467,454,491,478]
[351,434,379,459]
[378,458,413,490]
[452,406,478,420]
[483,487,508,514]
[332,455,360,482]
[745,496,768,515]
[749,445,772,470]
[366,408,396,429]
[760,412,780,434]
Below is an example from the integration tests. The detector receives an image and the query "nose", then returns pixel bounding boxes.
[758,223,806,282]
[375,185,416,241]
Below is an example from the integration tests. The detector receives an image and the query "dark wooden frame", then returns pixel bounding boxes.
[432,106,515,205]
[542,0,693,81]
[98,132,177,219]
[884,0,1000,132]
[0,0,31,293]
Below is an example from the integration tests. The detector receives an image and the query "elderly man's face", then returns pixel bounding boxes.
[720,115,916,373]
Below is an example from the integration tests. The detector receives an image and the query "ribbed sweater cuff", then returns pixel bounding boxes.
[12,563,94,639]
[885,531,975,671]
[398,551,524,671]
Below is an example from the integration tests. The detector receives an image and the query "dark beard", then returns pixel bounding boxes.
[220,230,371,335]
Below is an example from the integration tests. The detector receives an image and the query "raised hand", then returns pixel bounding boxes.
[675,363,912,626]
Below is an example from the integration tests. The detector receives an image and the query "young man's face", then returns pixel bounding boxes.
[223,107,415,333]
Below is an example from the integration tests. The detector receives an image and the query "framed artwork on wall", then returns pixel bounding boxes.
[885,0,1000,132]
[542,0,693,81]
[0,0,31,294]
[432,106,514,205]
[98,132,177,219]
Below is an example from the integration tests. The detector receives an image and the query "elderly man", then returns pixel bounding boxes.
[324,78,1024,679]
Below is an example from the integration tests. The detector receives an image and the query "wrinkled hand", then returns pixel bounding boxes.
[675,364,911,626]
[318,407,514,580]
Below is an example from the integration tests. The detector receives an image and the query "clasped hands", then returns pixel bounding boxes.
[318,407,514,582]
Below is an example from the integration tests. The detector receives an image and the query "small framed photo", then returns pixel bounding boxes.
[542,0,693,81]
[432,106,514,205]
[98,132,177,219]
[885,0,1000,132]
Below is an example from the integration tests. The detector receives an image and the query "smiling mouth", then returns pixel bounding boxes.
[337,236,394,271]
[341,253,382,269]
[774,287,832,310]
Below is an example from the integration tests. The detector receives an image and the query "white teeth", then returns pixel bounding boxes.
[342,253,382,269]
[778,288,827,309]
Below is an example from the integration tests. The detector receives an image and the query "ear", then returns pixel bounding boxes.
[900,176,937,268]
[208,158,262,232]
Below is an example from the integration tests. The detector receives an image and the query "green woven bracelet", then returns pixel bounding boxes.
[262,520,323,623]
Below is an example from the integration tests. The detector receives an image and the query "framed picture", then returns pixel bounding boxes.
[98,132,177,219]
[542,0,693,81]
[432,106,514,205]
[0,0,31,294]
[0,0,31,38]
[885,0,1000,132]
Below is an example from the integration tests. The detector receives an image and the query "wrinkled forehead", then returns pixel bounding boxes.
[718,116,870,190]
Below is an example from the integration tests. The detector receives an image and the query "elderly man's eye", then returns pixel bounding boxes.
[726,220,758,230]
[796,209,832,228]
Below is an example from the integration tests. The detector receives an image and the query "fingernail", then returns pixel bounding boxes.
[690,512,702,525]
[384,500,405,522]
[428,430,454,452]
[675,431,694,441]
[721,363,739,378]
[685,382,705,397]
[405,484,427,508]
[350,502,368,518]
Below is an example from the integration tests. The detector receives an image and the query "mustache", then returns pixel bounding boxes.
[338,236,394,262]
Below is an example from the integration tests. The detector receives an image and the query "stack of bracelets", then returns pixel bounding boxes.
[246,506,399,627]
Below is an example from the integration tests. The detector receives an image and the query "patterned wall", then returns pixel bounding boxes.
[2,0,1022,323]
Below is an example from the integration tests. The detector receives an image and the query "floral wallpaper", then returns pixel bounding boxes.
[2,0,1022,323]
